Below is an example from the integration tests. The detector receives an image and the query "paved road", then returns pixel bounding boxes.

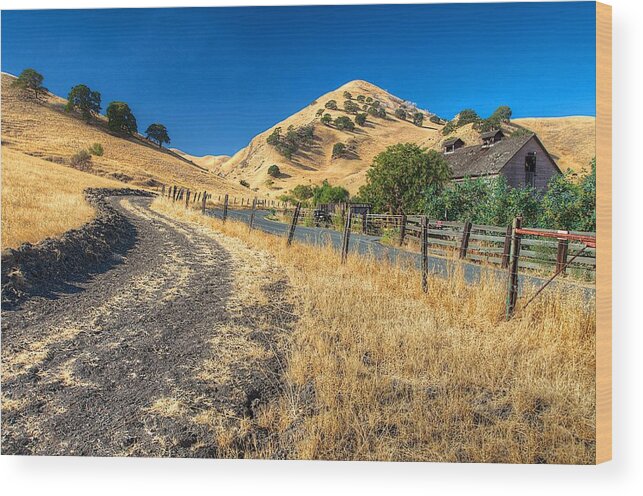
[1,196,292,457]
[209,208,595,295]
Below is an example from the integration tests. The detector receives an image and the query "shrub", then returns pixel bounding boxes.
[334,115,355,132]
[268,164,281,177]
[343,91,352,100]
[356,95,365,102]
[312,179,350,205]
[88,143,104,156]
[355,113,367,126]
[457,109,481,127]
[240,179,250,187]
[315,108,325,117]
[70,149,92,171]
[412,112,424,127]
[325,100,338,110]
[332,143,346,158]
[442,121,457,135]
[321,113,333,125]
[365,96,373,103]
[429,115,444,125]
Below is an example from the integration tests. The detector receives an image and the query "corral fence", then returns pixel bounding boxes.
[159,185,596,319]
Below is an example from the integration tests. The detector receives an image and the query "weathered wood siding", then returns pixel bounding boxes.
[499,136,560,189]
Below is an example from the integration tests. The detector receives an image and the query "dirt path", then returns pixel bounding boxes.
[1,196,295,457]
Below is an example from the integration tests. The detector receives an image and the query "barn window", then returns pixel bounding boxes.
[525,152,537,187]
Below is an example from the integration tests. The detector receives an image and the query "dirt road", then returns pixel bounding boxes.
[1,196,294,457]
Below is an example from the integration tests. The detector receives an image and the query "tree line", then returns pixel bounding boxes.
[12,68,172,148]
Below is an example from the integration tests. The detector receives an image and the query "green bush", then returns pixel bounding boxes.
[266,125,314,159]
[343,91,352,100]
[325,100,338,110]
[321,113,333,125]
[267,164,281,177]
[88,143,104,156]
[412,112,424,127]
[332,143,346,158]
[344,100,360,113]
[355,113,367,126]
[395,108,407,120]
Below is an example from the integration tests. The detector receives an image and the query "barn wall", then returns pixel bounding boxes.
[500,137,560,189]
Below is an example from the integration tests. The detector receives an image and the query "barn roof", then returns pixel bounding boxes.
[443,137,464,147]
[445,133,538,179]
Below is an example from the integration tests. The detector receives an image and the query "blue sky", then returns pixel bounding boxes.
[1,3,596,156]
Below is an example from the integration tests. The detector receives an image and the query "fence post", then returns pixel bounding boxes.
[201,190,207,214]
[161,184,165,196]
[249,197,257,231]
[399,214,407,246]
[505,217,523,320]
[287,202,301,246]
[421,216,429,293]
[340,206,353,264]
[501,224,512,268]
[556,233,570,275]
[362,212,367,234]
[185,190,191,208]
[222,193,229,222]
[459,220,472,259]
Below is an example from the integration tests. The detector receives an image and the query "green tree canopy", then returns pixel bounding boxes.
[291,184,314,201]
[12,68,47,99]
[321,113,333,125]
[355,113,367,126]
[145,123,171,147]
[325,100,338,110]
[332,143,346,158]
[312,180,350,205]
[491,105,512,123]
[343,91,352,100]
[344,100,360,113]
[457,109,481,127]
[66,84,101,121]
[395,108,407,120]
[358,143,451,214]
[334,115,355,132]
[106,101,138,135]
[412,112,424,127]
[267,164,281,177]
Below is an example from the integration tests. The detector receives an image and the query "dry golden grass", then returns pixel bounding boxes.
[1,72,243,195]
[152,198,596,464]
[513,116,596,173]
[1,146,128,249]
[169,148,230,172]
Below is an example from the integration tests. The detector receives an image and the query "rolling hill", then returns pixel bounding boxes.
[218,80,596,196]
[169,148,231,172]
[219,80,444,196]
[1,72,244,196]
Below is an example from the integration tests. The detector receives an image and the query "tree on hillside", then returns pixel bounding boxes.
[457,109,481,127]
[492,105,512,123]
[356,95,365,103]
[107,101,138,135]
[321,113,333,125]
[316,108,325,117]
[343,91,352,100]
[395,108,407,120]
[325,100,338,110]
[334,115,355,132]
[12,68,47,99]
[292,184,314,201]
[357,143,451,214]
[268,164,281,177]
[66,84,101,121]
[355,113,367,126]
[145,123,171,148]
[312,180,349,205]
[365,96,373,103]
[332,143,346,159]
[412,112,424,127]
[344,100,360,113]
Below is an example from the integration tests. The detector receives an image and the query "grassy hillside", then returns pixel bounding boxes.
[1,147,128,249]
[220,80,444,196]
[220,80,596,196]
[169,148,230,172]
[512,116,595,173]
[1,72,244,195]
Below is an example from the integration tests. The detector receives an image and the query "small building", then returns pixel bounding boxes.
[442,137,465,154]
[443,132,561,190]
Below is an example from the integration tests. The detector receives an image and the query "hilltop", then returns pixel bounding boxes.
[1,72,244,195]
[219,80,596,196]
[169,148,231,173]
[219,80,444,195]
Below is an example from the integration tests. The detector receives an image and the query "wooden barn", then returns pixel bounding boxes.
[442,131,562,190]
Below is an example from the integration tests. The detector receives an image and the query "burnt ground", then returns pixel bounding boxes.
[1,195,296,457]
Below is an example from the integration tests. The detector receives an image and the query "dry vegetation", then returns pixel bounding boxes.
[1,147,127,249]
[152,197,596,464]
[1,72,243,195]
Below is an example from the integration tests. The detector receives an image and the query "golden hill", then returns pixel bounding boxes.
[1,72,244,195]
[169,148,230,172]
[220,80,444,195]
[219,80,596,196]
[512,116,595,173]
